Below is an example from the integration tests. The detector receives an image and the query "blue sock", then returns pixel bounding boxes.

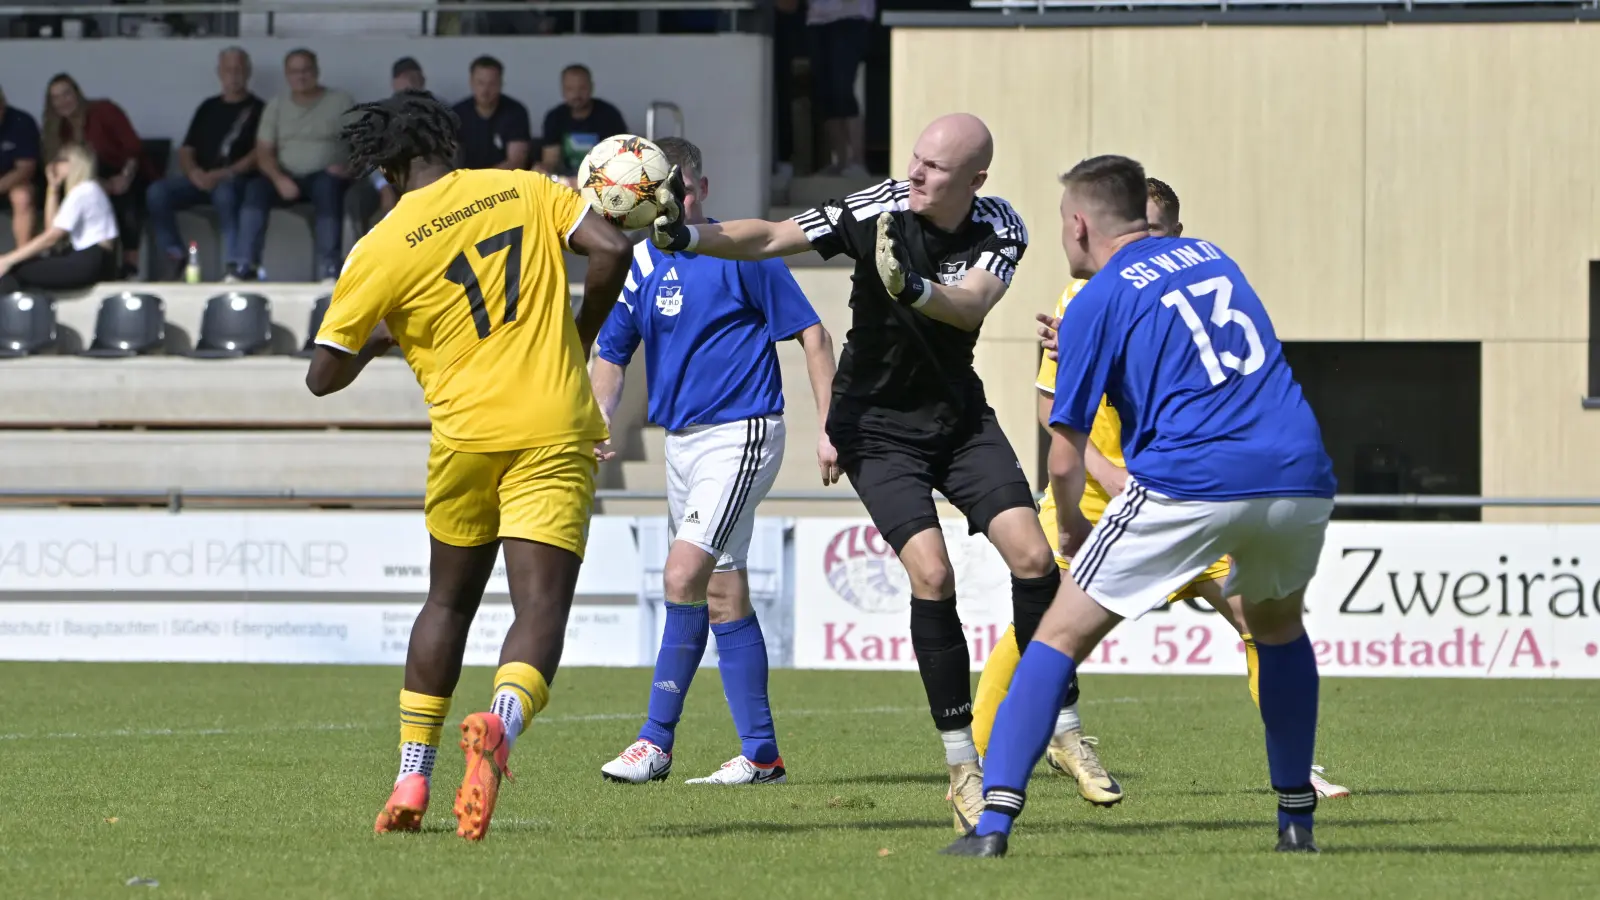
[712,615,779,765]
[974,642,1078,837]
[1256,633,1320,833]
[637,602,710,753]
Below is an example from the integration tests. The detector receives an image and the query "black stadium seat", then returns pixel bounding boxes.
[0,291,58,358]
[294,294,331,358]
[190,292,273,358]
[83,292,166,358]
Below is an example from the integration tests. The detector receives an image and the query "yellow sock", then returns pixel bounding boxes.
[398,689,451,748]
[490,662,550,738]
[1242,632,1260,708]
[972,625,1021,759]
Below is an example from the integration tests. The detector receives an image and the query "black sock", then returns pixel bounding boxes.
[1064,674,1080,708]
[1010,569,1059,649]
[910,596,972,731]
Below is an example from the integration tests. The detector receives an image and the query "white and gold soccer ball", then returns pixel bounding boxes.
[576,134,671,230]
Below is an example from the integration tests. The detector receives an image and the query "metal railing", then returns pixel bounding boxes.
[0,488,1595,513]
[0,1,760,37]
[644,101,685,143]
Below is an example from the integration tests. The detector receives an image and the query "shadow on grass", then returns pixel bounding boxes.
[647,818,953,838]
[1025,816,1449,836]
[813,770,1143,787]
[1333,843,1600,856]
[812,773,951,786]
[1180,786,1535,798]
[612,816,1448,840]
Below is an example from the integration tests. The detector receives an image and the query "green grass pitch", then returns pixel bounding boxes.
[2,663,1597,898]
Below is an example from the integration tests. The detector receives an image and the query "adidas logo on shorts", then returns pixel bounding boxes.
[684,511,700,524]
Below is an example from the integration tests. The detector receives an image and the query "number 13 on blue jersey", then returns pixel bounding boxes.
[1159,275,1264,386]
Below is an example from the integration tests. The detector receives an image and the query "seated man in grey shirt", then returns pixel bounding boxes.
[238,48,354,281]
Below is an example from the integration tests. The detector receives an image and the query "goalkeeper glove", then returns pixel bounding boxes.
[650,166,696,252]
[874,212,933,308]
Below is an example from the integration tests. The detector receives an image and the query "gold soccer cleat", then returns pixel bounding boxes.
[948,760,985,835]
[1045,731,1124,807]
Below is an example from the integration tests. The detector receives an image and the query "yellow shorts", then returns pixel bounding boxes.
[1039,503,1232,602]
[424,439,598,557]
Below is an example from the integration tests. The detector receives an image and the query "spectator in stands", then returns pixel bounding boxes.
[0,144,117,295]
[373,57,427,215]
[770,0,802,194]
[40,73,154,277]
[808,0,874,176]
[241,49,355,282]
[0,85,41,249]
[539,64,628,179]
[451,56,532,171]
[144,47,264,282]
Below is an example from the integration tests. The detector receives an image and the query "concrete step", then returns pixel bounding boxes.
[620,459,667,490]
[640,426,668,462]
[0,357,425,426]
[785,174,886,210]
[0,429,429,493]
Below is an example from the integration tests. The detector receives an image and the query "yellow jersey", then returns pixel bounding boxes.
[1036,279,1125,525]
[318,169,607,453]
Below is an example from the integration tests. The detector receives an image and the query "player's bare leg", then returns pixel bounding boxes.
[1191,580,1348,799]
[377,537,499,834]
[896,526,985,833]
[986,508,1121,805]
[944,575,1121,857]
[452,538,581,841]
[1240,589,1322,852]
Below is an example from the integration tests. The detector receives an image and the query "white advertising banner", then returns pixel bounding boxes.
[0,511,642,665]
[0,602,638,667]
[794,519,1600,679]
[0,510,639,596]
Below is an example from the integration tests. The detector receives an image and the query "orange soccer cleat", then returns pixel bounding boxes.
[374,772,430,834]
[453,712,514,841]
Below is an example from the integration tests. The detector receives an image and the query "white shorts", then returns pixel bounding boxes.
[666,415,785,571]
[1071,479,1334,619]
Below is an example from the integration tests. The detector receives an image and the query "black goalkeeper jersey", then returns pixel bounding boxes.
[792,179,1027,426]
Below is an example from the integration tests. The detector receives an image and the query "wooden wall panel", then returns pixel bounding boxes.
[1086,27,1366,340]
[891,28,1092,343]
[1365,24,1599,341]
[1481,341,1600,521]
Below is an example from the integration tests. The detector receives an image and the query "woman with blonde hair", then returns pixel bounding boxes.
[41,73,151,277]
[0,143,118,294]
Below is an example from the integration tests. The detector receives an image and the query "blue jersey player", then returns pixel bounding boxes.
[945,155,1336,857]
[591,137,841,785]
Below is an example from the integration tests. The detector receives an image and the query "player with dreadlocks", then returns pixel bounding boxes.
[306,90,635,841]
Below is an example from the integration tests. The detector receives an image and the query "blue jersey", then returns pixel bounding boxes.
[595,237,821,431]
[1050,236,1335,501]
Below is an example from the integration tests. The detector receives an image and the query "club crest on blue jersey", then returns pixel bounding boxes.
[656,284,683,316]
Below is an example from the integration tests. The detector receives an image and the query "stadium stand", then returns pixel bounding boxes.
[83,291,166,357]
[189,291,275,357]
[0,259,860,515]
[0,290,55,357]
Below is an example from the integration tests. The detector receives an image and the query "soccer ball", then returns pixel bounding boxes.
[577,135,671,230]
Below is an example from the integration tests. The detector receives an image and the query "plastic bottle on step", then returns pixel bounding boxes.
[184,242,202,284]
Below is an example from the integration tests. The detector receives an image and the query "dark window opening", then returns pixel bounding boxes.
[1586,260,1600,409]
[1283,342,1481,522]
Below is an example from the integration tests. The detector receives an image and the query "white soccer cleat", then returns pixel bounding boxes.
[1311,764,1350,799]
[600,740,672,784]
[685,755,787,785]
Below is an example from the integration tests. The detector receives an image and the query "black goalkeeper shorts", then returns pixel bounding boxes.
[826,404,1037,554]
